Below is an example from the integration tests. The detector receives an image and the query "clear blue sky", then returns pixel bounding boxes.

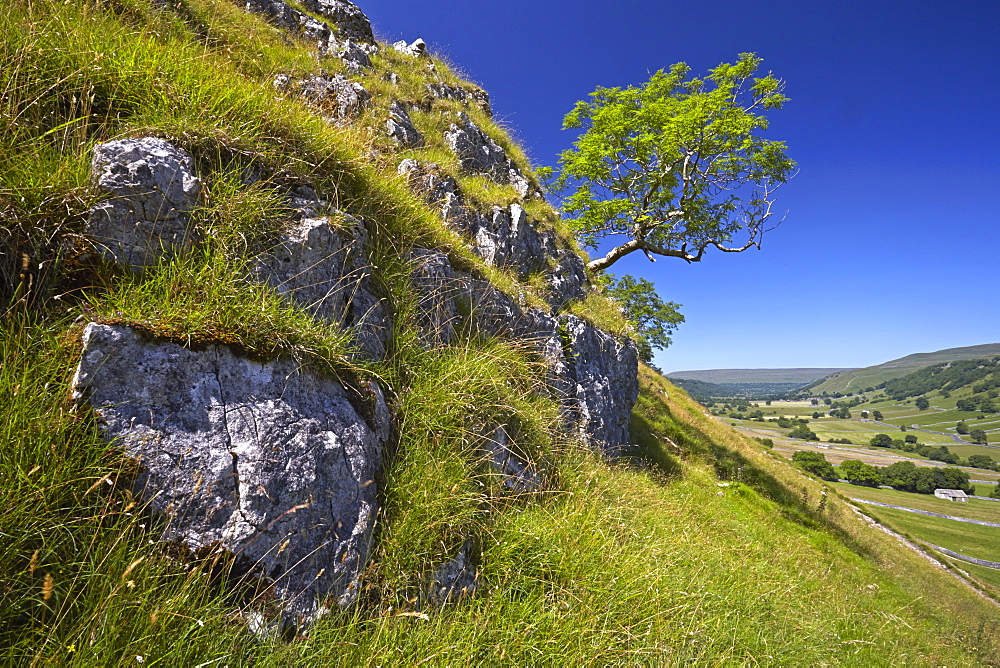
[362,0,1000,373]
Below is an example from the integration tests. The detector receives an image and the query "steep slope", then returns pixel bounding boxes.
[1,1,998,664]
[806,343,1000,395]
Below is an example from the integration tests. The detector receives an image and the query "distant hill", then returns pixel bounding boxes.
[803,343,1000,395]
[667,368,852,385]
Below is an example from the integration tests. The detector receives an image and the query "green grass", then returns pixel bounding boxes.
[857,506,1000,564]
[832,483,1000,523]
[3,1,1000,665]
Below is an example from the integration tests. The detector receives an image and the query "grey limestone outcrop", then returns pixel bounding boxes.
[386,101,423,148]
[399,159,587,308]
[274,73,370,122]
[73,323,390,627]
[253,215,389,360]
[444,113,533,198]
[299,0,375,44]
[560,315,639,456]
[244,0,373,71]
[86,138,202,270]
[426,82,492,116]
[406,248,635,456]
[392,38,427,58]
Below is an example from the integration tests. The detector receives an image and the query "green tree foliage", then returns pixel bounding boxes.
[602,274,683,362]
[546,53,795,273]
[904,434,918,444]
[967,454,998,471]
[956,421,969,434]
[869,433,893,447]
[970,429,989,444]
[991,484,1000,499]
[791,451,836,479]
[788,424,818,441]
[877,461,973,494]
[839,460,881,487]
[915,397,930,410]
[872,410,883,421]
[880,357,999,401]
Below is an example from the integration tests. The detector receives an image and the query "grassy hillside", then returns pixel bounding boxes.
[806,343,1000,395]
[668,367,851,384]
[2,1,999,665]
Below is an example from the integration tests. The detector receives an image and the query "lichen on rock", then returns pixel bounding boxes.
[86,138,202,270]
[72,323,390,628]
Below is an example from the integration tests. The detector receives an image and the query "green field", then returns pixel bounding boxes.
[949,560,1000,593]
[832,484,1000,523]
[858,506,1000,564]
[806,343,1000,395]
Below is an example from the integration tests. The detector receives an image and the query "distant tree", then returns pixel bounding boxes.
[869,433,893,448]
[812,411,821,419]
[991,484,1000,499]
[872,410,883,421]
[957,398,976,411]
[904,434,918,444]
[811,398,819,406]
[602,274,684,362]
[792,451,837,479]
[970,429,989,445]
[545,53,795,273]
[967,454,997,471]
[788,424,819,441]
[840,460,881,487]
[956,421,969,435]
[915,397,930,410]
[860,410,869,419]
[765,400,772,406]
[824,398,832,406]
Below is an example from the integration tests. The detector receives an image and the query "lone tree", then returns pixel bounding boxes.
[546,53,795,272]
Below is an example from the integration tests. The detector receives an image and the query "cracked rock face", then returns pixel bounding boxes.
[300,0,375,43]
[86,138,201,270]
[560,315,639,457]
[296,74,370,121]
[73,323,390,626]
[399,160,587,307]
[386,101,423,148]
[426,82,491,116]
[253,215,389,360]
[444,114,533,198]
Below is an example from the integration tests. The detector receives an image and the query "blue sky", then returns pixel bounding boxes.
[361,0,1000,373]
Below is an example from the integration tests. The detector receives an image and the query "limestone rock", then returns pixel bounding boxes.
[547,250,588,308]
[386,101,423,148]
[300,0,375,43]
[398,161,552,279]
[560,315,639,457]
[393,38,427,57]
[253,215,389,360]
[482,424,542,494]
[332,39,373,73]
[244,0,372,71]
[425,82,492,116]
[426,539,477,606]
[72,323,390,627]
[444,114,533,198]
[298,74,370,120]
[408,248,461,347]
[86,138,201,270]
[244,0,332,45]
